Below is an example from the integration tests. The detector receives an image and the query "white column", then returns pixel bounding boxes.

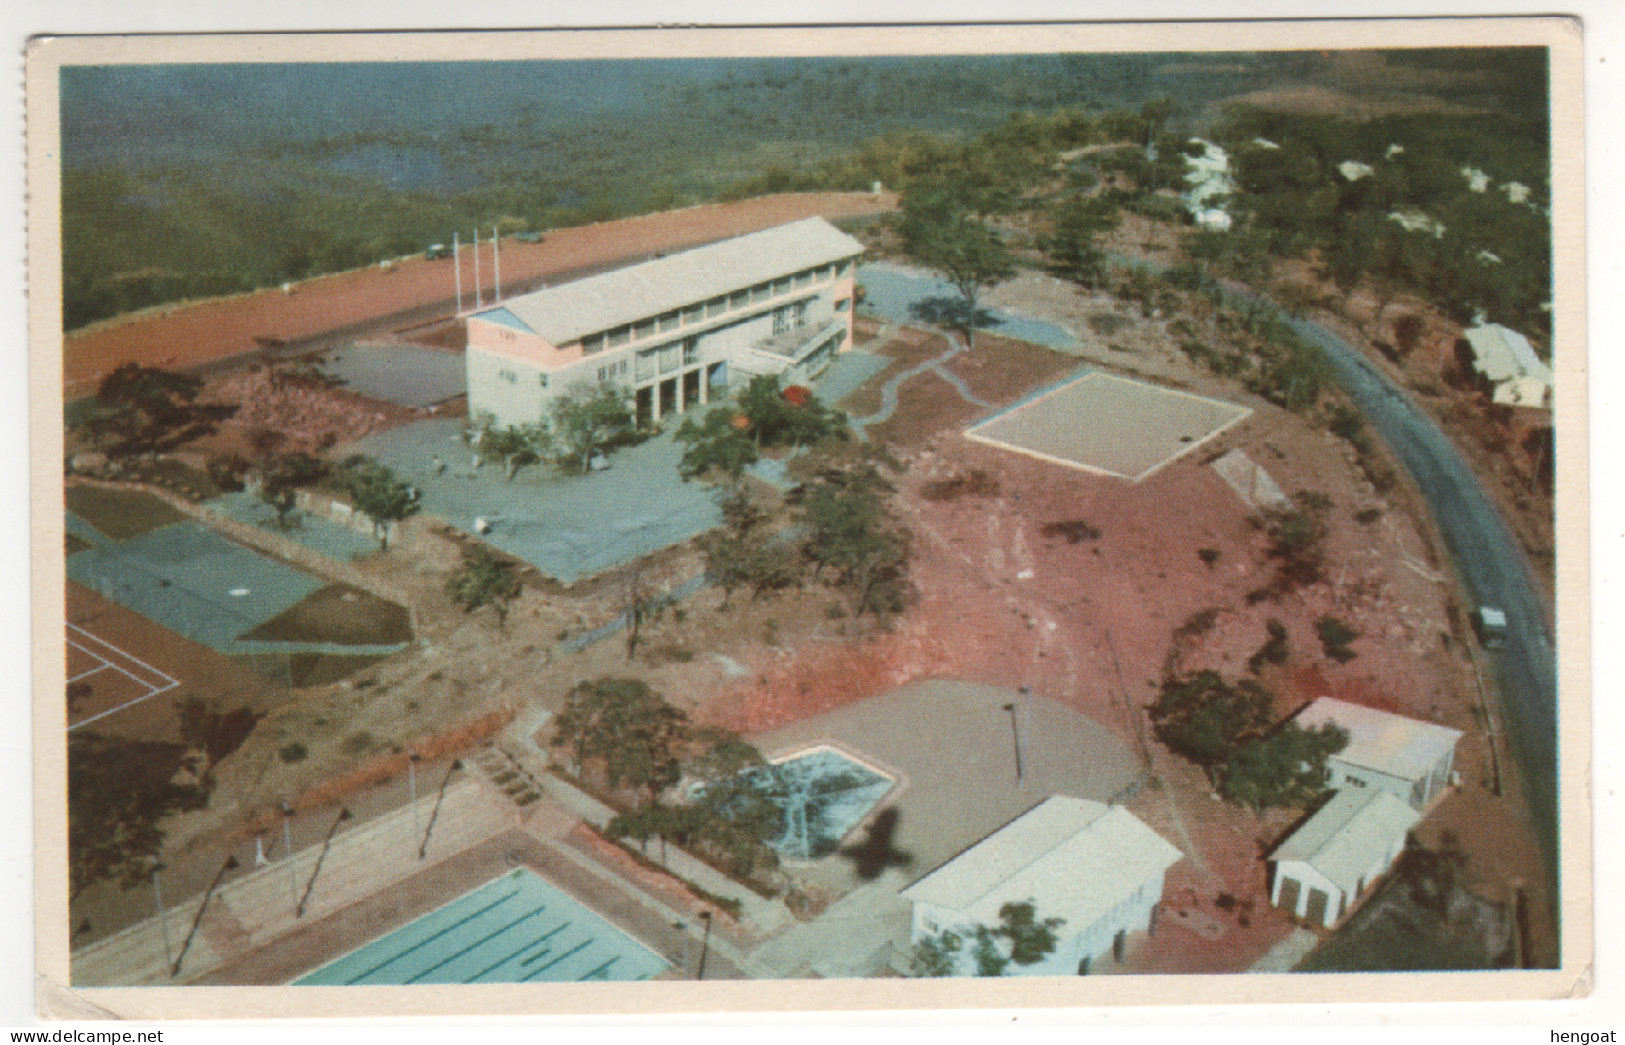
[699,366,709,406]
[650,383,662,423]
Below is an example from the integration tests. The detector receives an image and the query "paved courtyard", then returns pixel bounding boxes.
[344,420,732,584]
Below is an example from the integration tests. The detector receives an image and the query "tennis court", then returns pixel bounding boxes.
[295,868,669,985]
[65,621,180,731]
[65,519,324,653]
[965,372,1251,482]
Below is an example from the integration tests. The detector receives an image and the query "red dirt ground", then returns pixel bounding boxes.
[62,191,898,399]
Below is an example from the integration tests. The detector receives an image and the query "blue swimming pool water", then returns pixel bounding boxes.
[752,747,896,861]
[294,868,669,984]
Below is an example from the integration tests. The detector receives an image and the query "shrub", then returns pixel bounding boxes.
[1315,615,1361,663]
[278,742,308,764]
[1197,547,1221,568]
[1041,520,1102,544]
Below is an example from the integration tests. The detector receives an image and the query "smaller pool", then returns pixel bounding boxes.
[751,746,896,861]
[295,868,668,985]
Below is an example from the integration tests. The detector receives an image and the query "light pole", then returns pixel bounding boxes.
[173,854,239,977]
[150,864,174,972]
[408,753,422,839]
[1003,701,1024,785]
[296,807,351,918]
[419,759,462,860]
[696,910,713,981]
[280,801,297,905]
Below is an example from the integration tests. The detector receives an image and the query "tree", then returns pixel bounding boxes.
[255,451,325,530]
[994,900,1066,967]
[66,363,234,460]
[897,178,1016,348]
[1043,194,1119,287]
[963,901,1065,976]
[338,456,421,549]
[550,678,688,806]
[1148,670,1273,773]
[910,930,964,977]
[676,408,760,481]
[800,482,911,617]
[550,382,635,473]
[477,422,550,481]
[1218,722,1348,810]
[445,547,523,629]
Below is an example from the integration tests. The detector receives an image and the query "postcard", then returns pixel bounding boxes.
[26,18,1588,1020]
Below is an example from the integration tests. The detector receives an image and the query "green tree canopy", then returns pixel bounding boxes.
[896,177,1017,345]
[445,546,523,629]
[1043,194,1120,287]
[550,382,636,473]
[67,363,235,460]
[1218,722,1348,810]
[1148,670,1274,772]
[337,456,421,549]
[550,678,689,805]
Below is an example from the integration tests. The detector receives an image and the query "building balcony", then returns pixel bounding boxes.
[754,316,846,361]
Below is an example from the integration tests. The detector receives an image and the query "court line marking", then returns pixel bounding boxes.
[66,622,181,731]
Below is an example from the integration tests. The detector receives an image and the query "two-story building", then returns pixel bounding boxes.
[464,217,864,429]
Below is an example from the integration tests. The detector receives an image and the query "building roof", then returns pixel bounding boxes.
[1464,323,1553,388]
[900,796,1181,931]
[1294,697,1463,783]
[471,217,864,346]
[1271,787,1419,896]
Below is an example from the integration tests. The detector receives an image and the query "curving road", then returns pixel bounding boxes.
[1281,313,1559,868]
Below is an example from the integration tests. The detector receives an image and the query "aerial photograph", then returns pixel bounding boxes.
[42,30,1571,1005]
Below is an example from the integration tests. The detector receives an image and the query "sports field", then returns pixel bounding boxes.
[965,372,1252,482]
[295,868,668,985]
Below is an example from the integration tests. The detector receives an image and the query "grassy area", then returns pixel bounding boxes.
[240,583,412,646]
[66,485,187,540]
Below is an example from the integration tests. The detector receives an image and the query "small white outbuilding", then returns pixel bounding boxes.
[1293,697,1463,811]
[1463,323,1554,410]
[1269,786,1420,928]
[900,795,1182,976]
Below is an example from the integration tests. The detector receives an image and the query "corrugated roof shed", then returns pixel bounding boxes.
[1464,323,1553,386]
[901,796,1182,930]
[1271,787,1419,896]
[472,217,864,346]
[1295,697,1462,783]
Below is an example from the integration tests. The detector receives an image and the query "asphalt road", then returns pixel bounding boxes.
[1281,313,1559,867]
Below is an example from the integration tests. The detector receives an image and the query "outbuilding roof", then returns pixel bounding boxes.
[900,796,1181,931]
[1294,697,1463,784]
[1464,323,1553,387]
[470,217,864,346]
[1271,787,1419,896]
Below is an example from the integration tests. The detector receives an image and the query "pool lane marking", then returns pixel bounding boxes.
[461,917,570,984]
[342,891,521,984]
[577,956,619,981]
[520,923,572,965]
[406,906,553,984]
[522,939,594,981]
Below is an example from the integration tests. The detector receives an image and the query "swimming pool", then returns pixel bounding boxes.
[294,868,669,985]
[754,746,896,861]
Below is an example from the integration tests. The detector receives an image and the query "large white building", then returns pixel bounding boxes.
[463,217,864,428]
[900,796,1182,976]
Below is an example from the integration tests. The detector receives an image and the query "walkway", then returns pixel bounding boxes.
[848,328,992,435]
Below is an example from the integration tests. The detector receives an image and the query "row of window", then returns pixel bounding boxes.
[578,257,854,356]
